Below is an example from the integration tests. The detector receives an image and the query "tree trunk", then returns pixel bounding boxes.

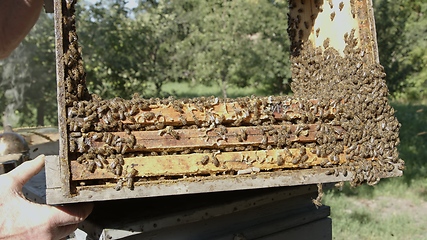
[220,71,228,99]
[37,100,45,126]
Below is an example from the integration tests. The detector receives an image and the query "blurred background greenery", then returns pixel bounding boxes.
[1,1,426,238]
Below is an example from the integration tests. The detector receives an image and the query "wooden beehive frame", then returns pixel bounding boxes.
[46,0,403,204]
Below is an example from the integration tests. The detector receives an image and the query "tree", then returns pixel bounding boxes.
[396,1,427,101]
[78,0,136,99]
[79,0,179,98]
[0,13,56,127]
[374,0,427,101]
[171,0,291,98]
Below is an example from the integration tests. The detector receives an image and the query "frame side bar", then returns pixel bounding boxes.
[53,0,71,198]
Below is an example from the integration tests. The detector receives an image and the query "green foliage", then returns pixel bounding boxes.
[78,0,182,98]
[375,0,427,101]
[0,14,56,127]
[77,0,290,99]
[78,0,139,98]
[392,102,427,182]
[171,0,291,97]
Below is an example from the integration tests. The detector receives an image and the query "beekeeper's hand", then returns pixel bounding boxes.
[0,155,93,240]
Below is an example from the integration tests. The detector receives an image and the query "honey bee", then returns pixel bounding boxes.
[339,2,344,11]
[142,112,156,122]
[201,155,210,165]
[116,154,124,165]
[77,141,88,153]
[277,154,284,166]
[328,0,333,8]
[283,147,292,158]
[235,146,246,151]
[115,179,124,191]
[179,115,187,126]
[240,128,248,141]
[301,155,309,163]
[172,101,184,114]
[191,113,201,126]
[109,158,119,170]
[158,126,180,140]
[236,133,244,143]
[212,151,221,167]
[69,138,77,152]
[312,183,323,207]
[101,133,111,145]
[127,177,135,190]
[90,133,101,141]
[351,7,356,18]
[120,144,129,155]
[118,109,125,121]
[86,160,96,173]
[314,0,322,7]
[129,104,139,116]
[97,154,109,165]
[292,156,301,165]
[77,84,85,99]
[233,117,244,127]
[325,168,336,175]
[128,134,136,147]
[341,167,348,177]
[323,38,330,49]
[299,147,307,156]
[76,154,85,164]
[97,104,109,114]
[94,158,103,169]
[126,168,138,190]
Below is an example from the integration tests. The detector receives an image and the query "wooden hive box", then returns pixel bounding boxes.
[45,0,404,204]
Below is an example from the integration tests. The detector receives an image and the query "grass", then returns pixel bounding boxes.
[324,101,427,239]
[325,185,427,240]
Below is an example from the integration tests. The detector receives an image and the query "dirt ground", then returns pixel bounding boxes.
[356,196,427,222]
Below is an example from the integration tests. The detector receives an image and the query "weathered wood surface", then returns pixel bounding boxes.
[71,124,335,153]
[43,155,403,204]
[67,98,337,128]
[54,0,72,199]
[70,147,345,181]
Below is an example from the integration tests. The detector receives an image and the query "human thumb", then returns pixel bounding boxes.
[7,154,45,188]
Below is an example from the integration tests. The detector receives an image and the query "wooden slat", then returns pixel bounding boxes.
[54,0,71,198]
[71,124,346,153]
[70,147,349,181]
[46,157,402,204]
[67,98,338,130]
